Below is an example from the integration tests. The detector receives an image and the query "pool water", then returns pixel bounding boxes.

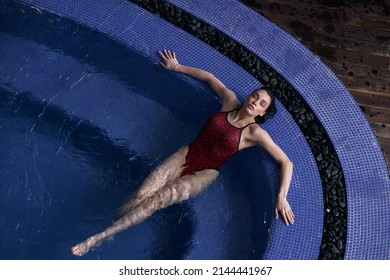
[0,1,273,260]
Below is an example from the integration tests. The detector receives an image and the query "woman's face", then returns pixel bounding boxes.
[244,89,272,117]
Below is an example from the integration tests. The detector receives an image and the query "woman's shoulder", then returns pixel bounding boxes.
[220,97,241,112]
[247,124,271,142]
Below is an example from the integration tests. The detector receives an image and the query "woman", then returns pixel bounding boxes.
[71,50,294,257]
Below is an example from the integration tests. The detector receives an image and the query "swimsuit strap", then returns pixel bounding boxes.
[240,121,257,130]
[226,107,257,130]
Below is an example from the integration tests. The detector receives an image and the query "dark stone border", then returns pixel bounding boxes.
[128,0,347,259]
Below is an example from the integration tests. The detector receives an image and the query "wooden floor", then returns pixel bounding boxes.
[241,0,390,171]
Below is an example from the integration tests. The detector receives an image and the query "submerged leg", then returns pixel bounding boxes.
[71,169,218,257]
[115,146,188,219]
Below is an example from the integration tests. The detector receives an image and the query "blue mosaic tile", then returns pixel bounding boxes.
[15,0,390,259]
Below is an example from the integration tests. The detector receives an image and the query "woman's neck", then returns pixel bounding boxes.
[230,107,255,126]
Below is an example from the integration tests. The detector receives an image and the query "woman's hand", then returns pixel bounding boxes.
[159,50,180,71]
[275,196,295,226]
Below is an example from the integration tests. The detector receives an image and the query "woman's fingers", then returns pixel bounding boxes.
[159,50,171,60]
[275,197,295,225]
[158,51,167,61]
[164,49,173,59]
[158,51,168,69]
[159,50,177,64]
[289,211,295,224]
[276,205,294,226]
[158,50,179,71]
[282,209,289,226]
[285,209,294,225]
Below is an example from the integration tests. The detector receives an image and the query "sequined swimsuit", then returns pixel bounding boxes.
[181,109,255,176]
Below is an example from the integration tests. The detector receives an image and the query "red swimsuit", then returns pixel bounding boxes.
[181,109,255,176]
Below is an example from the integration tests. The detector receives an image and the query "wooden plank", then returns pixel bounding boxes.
[343,25,390,45]
[311,45,390,69]
[378,136,390,152]
[329,62,390,82]
[345,1,390,19]
[384,153,390,172]
[338,75,389,94]
[242,0,390,43]
[243,0,388,9]
[242,0,347,37]
[241,1,390,57]
[278,22,390,57]
[359,105,390,124]
[304,33,390,57]
[294,33,389,62]
[338,74,390,94]
[377,136,390,167]
[349,89,390,109]
[242,0,390,19]
[347,15,390,31]
[339,70,390,85]
[371,122,390,139]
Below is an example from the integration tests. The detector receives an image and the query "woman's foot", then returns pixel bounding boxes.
[71,236,97,257]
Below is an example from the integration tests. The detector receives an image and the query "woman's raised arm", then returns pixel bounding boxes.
[159,50,240,111]
[247,125,295,226]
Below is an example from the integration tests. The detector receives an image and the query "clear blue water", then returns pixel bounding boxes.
[0,2,273,259]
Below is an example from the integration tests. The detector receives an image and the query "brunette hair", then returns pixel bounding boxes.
[254,87,277,124]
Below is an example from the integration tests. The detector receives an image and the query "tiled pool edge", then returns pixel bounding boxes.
[163,0,389,260]
[12,0,390,260]
[138,0,348,260]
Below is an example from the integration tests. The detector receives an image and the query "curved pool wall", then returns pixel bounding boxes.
[10,0,390,259]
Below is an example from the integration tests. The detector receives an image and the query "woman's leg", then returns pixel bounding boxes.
[115,146,188,219]
[71,169,218,256]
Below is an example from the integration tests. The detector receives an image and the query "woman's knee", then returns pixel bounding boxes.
[146,183,189,209]
[181,169,218,197]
